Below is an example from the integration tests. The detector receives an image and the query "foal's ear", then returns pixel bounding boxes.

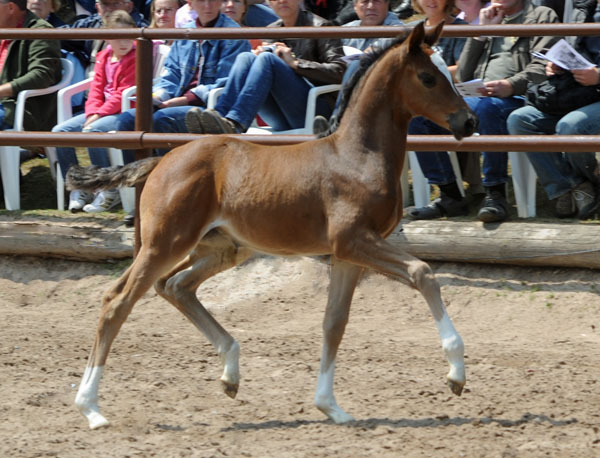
[424,20,445,47]
[408,21,426,54]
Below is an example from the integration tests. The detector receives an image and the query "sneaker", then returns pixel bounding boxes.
[199,108,238,134]
[408,194,468,220]
[68,189,94,213]
[554,191,576,218]
[313,115,330,136]
[185,107,205,134]
[477,190,508,223]
[573,180,598,220]
[124,210,135,227]
[83,190,121,213]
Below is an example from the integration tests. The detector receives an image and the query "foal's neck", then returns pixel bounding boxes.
[336,61,410,176]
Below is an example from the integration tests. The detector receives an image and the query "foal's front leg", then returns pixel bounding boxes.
[335,232,466,396]
[314,259,362,423]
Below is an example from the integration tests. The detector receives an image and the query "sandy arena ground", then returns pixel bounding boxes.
[1,254,599,457]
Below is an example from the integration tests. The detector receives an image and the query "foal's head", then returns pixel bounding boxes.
[396,21,477,140]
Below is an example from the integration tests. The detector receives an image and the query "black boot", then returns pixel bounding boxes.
[408,193,468,220]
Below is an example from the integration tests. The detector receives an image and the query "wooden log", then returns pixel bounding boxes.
[1,218,599,269]
[391,220,600,269]
[0,220,133,261]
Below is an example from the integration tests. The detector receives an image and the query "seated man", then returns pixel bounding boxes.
[115,0,250,154]
[185,0,347,134]
[0,0,61,131]
[175,0,278,27]
[507,5,600,220]
[408,0,559,223]
[342,0,404,50]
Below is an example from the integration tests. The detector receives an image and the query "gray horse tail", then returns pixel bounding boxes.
[65,157,162,191]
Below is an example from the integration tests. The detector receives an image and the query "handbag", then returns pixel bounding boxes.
[526,72,600,116]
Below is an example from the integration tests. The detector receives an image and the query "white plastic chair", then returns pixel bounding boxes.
[0,58,74,210]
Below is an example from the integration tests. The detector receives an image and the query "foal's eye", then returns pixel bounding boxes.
[418,72,436,88]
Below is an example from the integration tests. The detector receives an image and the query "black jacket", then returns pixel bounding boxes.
[268,9,346,86]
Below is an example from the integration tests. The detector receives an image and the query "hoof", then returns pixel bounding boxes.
[221,379,239,399]
[447,378,465,396]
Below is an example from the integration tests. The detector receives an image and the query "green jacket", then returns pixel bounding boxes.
[456,1,560,96]
[0,10,61,131]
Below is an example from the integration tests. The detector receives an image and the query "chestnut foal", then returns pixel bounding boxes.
[67,22,477,429]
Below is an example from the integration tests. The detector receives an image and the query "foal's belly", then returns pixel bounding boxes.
[213,211,332,257]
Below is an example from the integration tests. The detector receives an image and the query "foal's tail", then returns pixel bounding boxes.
[65,157,162,191]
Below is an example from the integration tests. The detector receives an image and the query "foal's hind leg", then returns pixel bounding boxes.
[334,231,466,396]
[75,249,170,429]
[314,259,362,423]
[155,233,254,399]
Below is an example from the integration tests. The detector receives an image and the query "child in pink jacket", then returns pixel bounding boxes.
[53,10,137,213]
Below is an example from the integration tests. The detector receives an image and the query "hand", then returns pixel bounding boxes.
[482,79,514,98]
[546,61,564,77]
[571,67,600,86]
[83,114,100,128]
[254,42,276,55]
[479,2,505,26]
[158,96,187,108]
[275,44,298,70]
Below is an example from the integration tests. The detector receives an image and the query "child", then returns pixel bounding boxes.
[52,9,137,213]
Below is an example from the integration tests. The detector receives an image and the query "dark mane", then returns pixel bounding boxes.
[318,33,410,138]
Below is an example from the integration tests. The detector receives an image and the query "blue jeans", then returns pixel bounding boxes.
[409,96,525,187]
[245,4,278,27]
[0,102,11,130]
[117,105,197,156]
[52,113,129,179]
[507,103,600,199]
[215,51,330,131]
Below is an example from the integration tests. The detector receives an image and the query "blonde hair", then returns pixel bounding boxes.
[102,9,136,28]
[411,0,456,16]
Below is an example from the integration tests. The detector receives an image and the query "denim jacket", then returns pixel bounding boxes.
[153,14,251,104]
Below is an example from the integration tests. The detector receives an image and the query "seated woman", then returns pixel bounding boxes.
[185,0,347,134]
[52,10,137,213]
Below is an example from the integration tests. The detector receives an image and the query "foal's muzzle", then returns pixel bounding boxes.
[448,107,478,141]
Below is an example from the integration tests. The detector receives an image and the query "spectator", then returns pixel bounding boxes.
[55,0,95,25]
[221,0,262,48]
[456,0,489,24]
[506,2,600,220]
[409,0,466,76]
[116,0,250,151]
[342,0,404,50]
[150,0,184,46]
[175,0,277,27]
[408,0,484,198]
[408,0,559,223]
[0,0,62,131]
[63,0,149,73]
[151,0,183,29]
[185,0,346,134]
[27,0,90,110]
[52,10,137,213]
[335,0,413,24]
[27,0,65,26]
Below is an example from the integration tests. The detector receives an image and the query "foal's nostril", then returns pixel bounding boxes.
[465,118,476,135]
